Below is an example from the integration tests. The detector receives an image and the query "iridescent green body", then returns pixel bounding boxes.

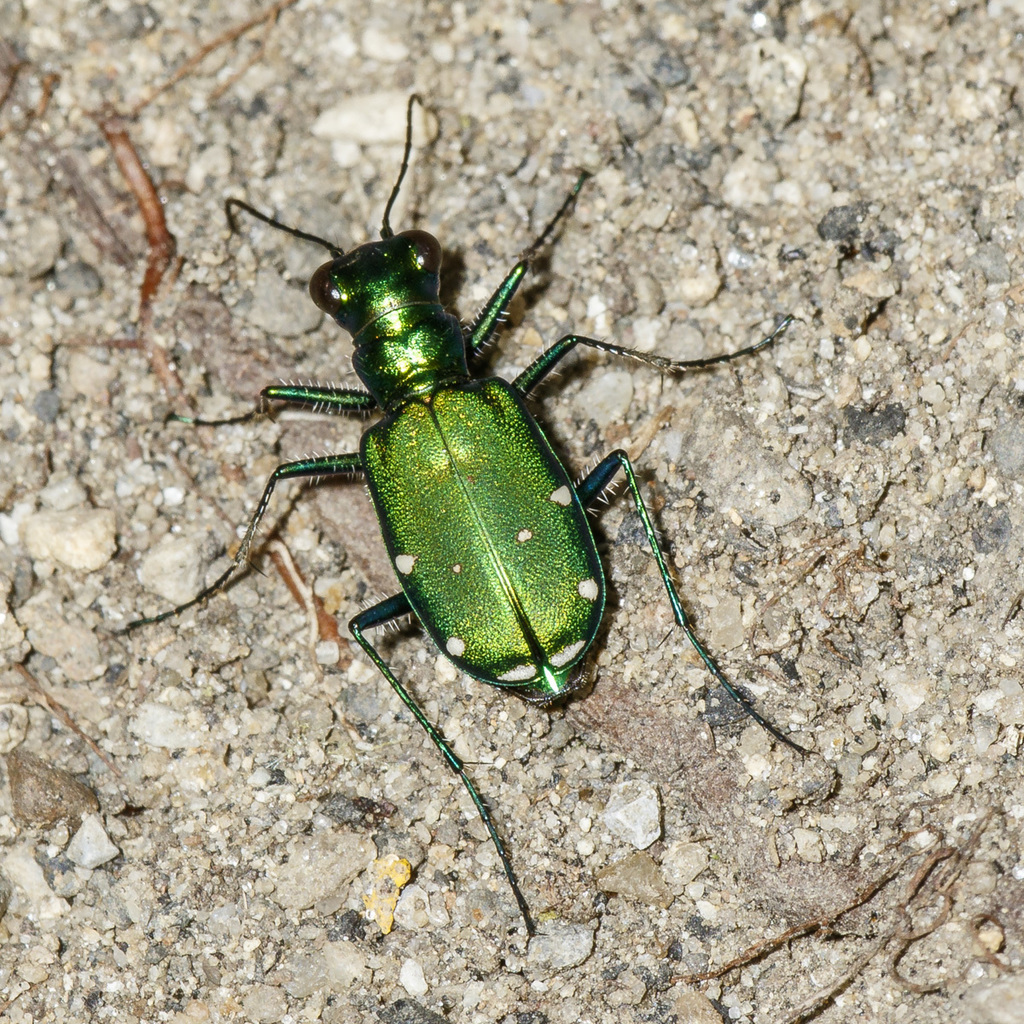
[363,378,604,699]
[130,99,800,935]
[313,229,604,700]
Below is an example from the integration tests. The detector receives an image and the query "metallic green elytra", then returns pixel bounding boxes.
[362,378,605,701]
[127,97,801,936]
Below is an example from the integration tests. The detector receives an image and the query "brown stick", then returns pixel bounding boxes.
[15,664,120,776]
[98,115,183,396]
[267,540,350,661]
[127,0,300,117]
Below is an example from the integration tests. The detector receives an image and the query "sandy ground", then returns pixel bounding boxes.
[1,1,1023,1022]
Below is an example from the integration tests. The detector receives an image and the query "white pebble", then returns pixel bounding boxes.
[313,92,420,145]
[527,919,597,970]
[21,509,116,572]
[399,958,428,997]
[129,702,201,750]
[677,268,722,307]
[137,535,203,606]
[39,476,88,511]
[66,813,119,869]
[601,780,661,850]
[315,640,340,666]
[572,370,634,429]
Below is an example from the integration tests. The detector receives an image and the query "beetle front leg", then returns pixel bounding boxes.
[125,452,363,629]
[465,175,590,360]
[351,595,536,935]
[577,450,805,754]
[172,384,377,428]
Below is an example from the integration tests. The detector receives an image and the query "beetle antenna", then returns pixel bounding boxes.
[225,198,344,257]
[380,94,422,240]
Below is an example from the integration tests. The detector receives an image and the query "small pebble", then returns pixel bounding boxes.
[391,884,448,933]
[20,508,117,572]
[6,749,99,829]
[792,827,824,863]
[270,831,375,910]
[595,851,674,909]
[241,984,287,1024]
[818,203,868,243]
[748,39,807,131]
[0,213,61,278]
[52,260,102,298]
[843,266,897,299]
[280,951,328,999]
[677,267,722,307]
[66,813,120,869]
[968,242,1011,284]
[322,941,371,990]
[315,640,340,666]
[38,476,88,512]
[974,919,1005,955]
[601,780,662,849]
[137,535,204,606]
[312,91,419,145]
[393,884,433,930]
[129,703,202,750]
[990,418,1024,479]
[399,958,428,997]
[528,919,597,971]
[673,990,725,1024]
[0,704,29,753]
[32,390,61,423]
[3,846,67,918]
[376,998,449,1024]
[661,841,710,893]
[16,594,103,682]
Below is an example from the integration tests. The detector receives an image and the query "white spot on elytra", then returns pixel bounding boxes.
[452,564,462,574]
[578,577,599,601]
[549,486,572,506]
[498,663,535,682]
[550,640,585,667]
[516,528,533,543]
[395,554,417,574]
[446,636,465,657]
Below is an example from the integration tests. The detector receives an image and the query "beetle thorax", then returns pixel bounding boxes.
[310,230,469,408]
[353,307,470,409]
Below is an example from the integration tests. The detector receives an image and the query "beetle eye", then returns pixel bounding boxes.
[399,230,442,274]
[309,262,345,315]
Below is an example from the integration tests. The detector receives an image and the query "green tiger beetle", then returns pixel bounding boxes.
[127,97,802,935]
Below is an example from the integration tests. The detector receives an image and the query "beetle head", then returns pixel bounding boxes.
[309,229,442,339]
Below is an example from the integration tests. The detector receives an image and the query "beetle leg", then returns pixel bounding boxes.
[512,316,795,397]
[465,175,590,359]
[172,384,376,428]
[351,595,536,935]
[577,450,805,754]
[463,260,529,359]
[125,452,363,629]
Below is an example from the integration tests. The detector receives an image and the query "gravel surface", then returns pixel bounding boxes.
[1,2,1023,1022]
